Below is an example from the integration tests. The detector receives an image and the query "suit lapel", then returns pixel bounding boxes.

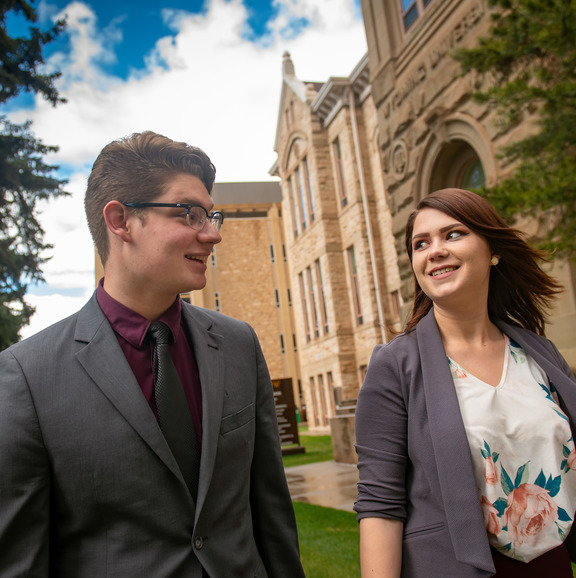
[416,309,494,572]
[182,304,225,517]
[73,295,190,493]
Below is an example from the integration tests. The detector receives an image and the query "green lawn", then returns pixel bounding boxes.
[293,501,360,577]
[282,434,333,468]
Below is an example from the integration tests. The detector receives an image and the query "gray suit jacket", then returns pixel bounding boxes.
[355,308,576,577]
[0,294,304,577]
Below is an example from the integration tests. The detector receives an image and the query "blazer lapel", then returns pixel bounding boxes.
[416,309,494,572]
[73,295,190,493]
[495,321,576,425]
[182,305,225,518]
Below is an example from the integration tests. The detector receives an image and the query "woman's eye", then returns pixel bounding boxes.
[447,230,465,240]
[413,240,427,250]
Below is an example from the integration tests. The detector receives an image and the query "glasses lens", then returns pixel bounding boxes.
[210,213,223,231]
[187,206,207,230]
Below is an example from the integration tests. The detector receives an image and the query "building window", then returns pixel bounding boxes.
[306,266,320,339]
[303,157,315,223]
[314,259,329,334]
[282,244,287,262]
[269,244,276,263]
[214,292,221,312]
[274,288,280,308]
[347,246,363,325]
[210,250,217,267]
[391,289,402,320]
[332,136,348,208]
[289,177,300,238]
[287,287,292,307]
[401,0,434,31]
[458,158,486,190]
[280,334,285,354]
[299,272,312,342]
[429,142,486,193]
[293,333,298,352]
[295,167,308,230]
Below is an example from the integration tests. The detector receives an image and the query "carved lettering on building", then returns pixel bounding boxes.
[428,2,484,70]
[383,2,485,121]
[391,65,427,111]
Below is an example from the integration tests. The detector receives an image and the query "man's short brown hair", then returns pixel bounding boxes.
[85,131,216,264]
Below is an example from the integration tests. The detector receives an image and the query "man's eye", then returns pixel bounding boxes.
[188,211,204,225]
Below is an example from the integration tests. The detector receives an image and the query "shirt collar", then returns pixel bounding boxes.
[96,278,182,347]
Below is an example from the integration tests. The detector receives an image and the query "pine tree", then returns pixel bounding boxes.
[0,0,67,349]
[454,0,576,258]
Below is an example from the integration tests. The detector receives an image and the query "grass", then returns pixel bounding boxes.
[282,433,334,468]
[293,501,360,577]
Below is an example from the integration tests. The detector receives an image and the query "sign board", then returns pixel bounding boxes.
[272,378,305,455]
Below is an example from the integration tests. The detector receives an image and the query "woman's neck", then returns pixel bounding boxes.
[433,305,502,349]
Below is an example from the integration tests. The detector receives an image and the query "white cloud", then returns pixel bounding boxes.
[12,0,367,338]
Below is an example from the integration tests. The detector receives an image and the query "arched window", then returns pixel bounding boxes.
[458,158,486,190]
[428,141,486,193]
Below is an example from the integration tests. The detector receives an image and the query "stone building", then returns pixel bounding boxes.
[188,182,301,408]
[359,0,576,366]
[268,0,576,437]
[271,53,402,436]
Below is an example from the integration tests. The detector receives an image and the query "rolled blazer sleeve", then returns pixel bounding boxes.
[354,337,410,522]
[0,349,50,576]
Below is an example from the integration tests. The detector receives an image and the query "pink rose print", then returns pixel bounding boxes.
[567,449,576,471]
[454,368,467,378]
[481,495,500,536]
[484,456,499,486]
[502,483,558,547]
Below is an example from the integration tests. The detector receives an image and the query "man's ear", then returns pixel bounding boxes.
[103,201,132,242]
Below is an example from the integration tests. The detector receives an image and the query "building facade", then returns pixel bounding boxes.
[269,0,576,432]
[271,53,402,432]
[359,0,576,365]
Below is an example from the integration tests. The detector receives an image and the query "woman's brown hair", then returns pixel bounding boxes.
[403,188,562,335]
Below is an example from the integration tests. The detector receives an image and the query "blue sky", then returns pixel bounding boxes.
[6,0,366,338]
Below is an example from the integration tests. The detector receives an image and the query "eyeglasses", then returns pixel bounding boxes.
[123,202,224,231]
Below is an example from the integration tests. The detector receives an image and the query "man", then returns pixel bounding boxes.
[0,131,305,577]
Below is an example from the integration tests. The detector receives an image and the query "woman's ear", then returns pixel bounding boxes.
[103,201,132,242]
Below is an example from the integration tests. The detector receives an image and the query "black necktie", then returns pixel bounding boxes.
[149,321,200,501]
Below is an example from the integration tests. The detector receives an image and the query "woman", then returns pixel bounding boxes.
[354,188,576,577]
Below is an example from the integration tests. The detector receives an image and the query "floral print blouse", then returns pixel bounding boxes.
[449,336,576,562]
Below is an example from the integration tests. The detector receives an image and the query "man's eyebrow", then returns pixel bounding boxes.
[412,223,462,240]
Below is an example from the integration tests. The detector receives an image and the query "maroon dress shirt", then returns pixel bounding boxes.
[96,279,202,445]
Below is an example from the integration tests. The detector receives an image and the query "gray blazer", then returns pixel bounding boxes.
[0,294,304,577]
[355,308,576,577]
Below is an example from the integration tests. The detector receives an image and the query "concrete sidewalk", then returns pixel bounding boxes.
[284,461,359,513]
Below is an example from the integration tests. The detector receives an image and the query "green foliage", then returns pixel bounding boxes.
[453,0,576,258]
[293,502,360,577]
[0,0,67,349]
[0,0,65,105]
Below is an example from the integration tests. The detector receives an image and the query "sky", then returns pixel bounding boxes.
[5,0,367,339]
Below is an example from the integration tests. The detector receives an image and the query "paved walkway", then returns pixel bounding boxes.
[284,461,359,513]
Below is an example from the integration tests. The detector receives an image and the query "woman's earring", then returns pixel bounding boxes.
[491,256,500,266]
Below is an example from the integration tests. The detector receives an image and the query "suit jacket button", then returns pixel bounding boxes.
[194,536,203,549]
